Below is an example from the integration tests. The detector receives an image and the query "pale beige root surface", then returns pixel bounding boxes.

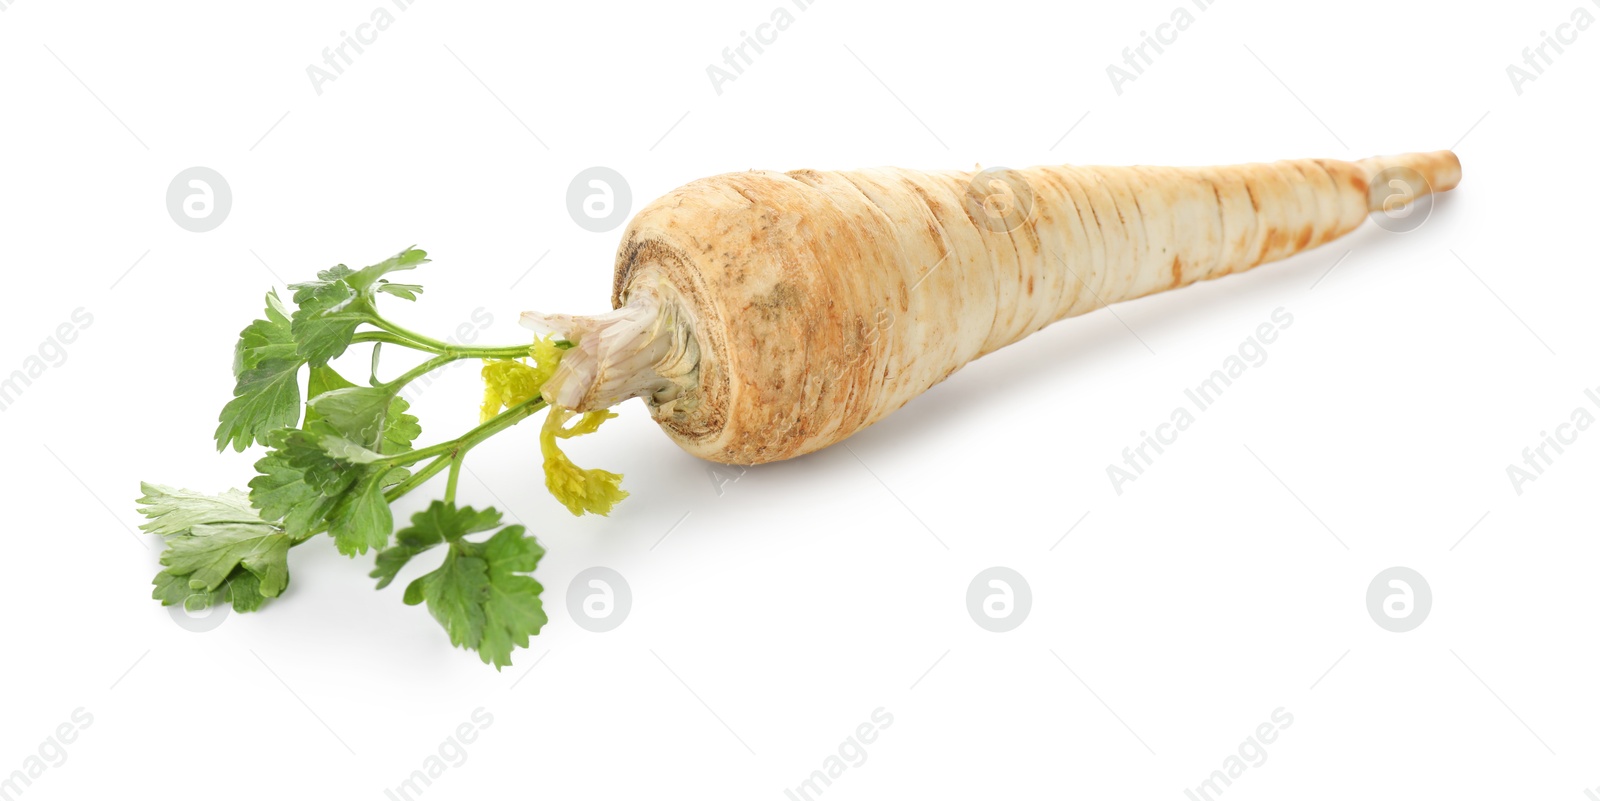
[598,152,1460,465]
[1356,150,1461,214]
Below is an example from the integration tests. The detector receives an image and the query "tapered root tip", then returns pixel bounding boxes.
[1358,150,1461,212]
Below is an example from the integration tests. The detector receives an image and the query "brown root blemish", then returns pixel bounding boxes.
[1260,228,1287,261]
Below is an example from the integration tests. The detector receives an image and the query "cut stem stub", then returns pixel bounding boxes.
[520,279,698,412]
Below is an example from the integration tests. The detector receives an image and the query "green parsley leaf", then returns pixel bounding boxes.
[405,547,489,647]
[309,386,395,448]
[216,290,307,452]
[345,247,429,294]
[138,484,291,613]
[307,378,421,455]
[316,434,388,464]
[247,425,403,554]
[276,429,358,493]
[288,249,430,367]
[326,470,393,556]
[475,526,549,669]
[304,365,421,455]
[152,569,211,608]
[371,501,503,588]
[215,359,304,452]
[154,567,269,613]
[222,570,268,612]
[232,290,297,377]
[385,502,546,669]
[371,540,433,591]
[403,501,505,544]
[160,522,290,596]
[376,281,423,301]
[249,429,357,536]
[304,363,356,420]
[248,449,339,537]
[382,396,423,453]
[136,483,262,536]
[289,276,363,367]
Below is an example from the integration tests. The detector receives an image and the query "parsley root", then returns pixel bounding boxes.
[527,150,1461,464]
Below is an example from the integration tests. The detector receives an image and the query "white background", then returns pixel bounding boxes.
[1,0,1595,798]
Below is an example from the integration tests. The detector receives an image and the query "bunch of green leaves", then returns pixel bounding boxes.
[136,247,627,669]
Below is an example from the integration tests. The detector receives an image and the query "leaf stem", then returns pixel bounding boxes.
[366,315,453,351]
[364,314,538,358]
[380,397,547,466]
[381,453,452,508]
[382,353,459,391]
[351,330,533,359]
[445,449,464,504]
[352,331,425,349]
